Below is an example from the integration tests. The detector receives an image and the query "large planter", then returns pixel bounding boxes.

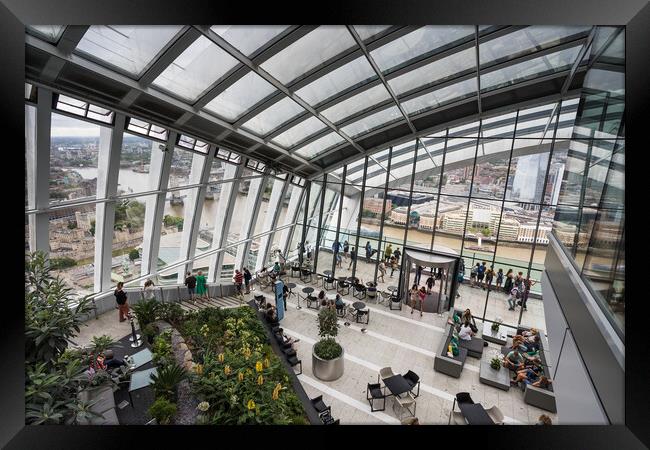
[312,347,345,381]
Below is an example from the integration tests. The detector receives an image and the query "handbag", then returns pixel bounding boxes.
[470,323,478,333]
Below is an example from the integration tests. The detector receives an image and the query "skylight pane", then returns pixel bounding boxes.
[260,26,356,85]
[271,116,326,148]
[210,25,289,56]
[340,106,402,137]
[320,83,392,123]
[388,47,476,95]
[353,25,391,41]
[480,46,581,92]
[27,25,66,43]
[295,56,376,106]
[76,26,183,76]
[294,132,345,159]
[240,97,306,136]
[204,71,276,121]
[152,35,239,102]
[402,78,477,116]
[370,26,474,73]
[480,26,589,66]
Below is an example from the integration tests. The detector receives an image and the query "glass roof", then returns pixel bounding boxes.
[240,96,306,136]
[203,71,276,121]
[370,26,475,74]
[295,56,376,106]
[260,26,357,85]
[353,25,392,41]
[76,26,183,77]
[340,105,403,137]
[271,116,326,148]
[152,35,240,102]
[293,132,345,159]
[320,83,392,123]
[210,25,289,56]
[26,25,66,43]
[402,78,478,116]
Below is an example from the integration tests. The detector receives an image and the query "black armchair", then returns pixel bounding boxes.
[310,395,331,419]
[324,276,336,291]
[291,264,301,279]
[300,269,313,283]
[356,309,369,324]
[337,280,350,295]
[367,383,386,412]
[456,392,474,405]
[404,370,421,398]
[287,355,302,374]
[353,283,367,299]
[306,295,320,310]
[389,295,402,310]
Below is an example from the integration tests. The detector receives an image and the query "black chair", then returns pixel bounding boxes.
[306,295,320,310]
[291,265,301,279]
[337,280,350,295]
[353,284,367,299]
[389,295,402,310]
[287,355,302,375]
[310,395,331,419]
[336,304,347,317]
[404,370,421,398]
[356,309,369,324]
[456,392,474,405]
[367,383,386,412]
[324,276,336,291]
[328,419,340,425]
[300,269,312,283]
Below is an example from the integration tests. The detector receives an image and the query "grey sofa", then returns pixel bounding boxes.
[451,308,485,359]
[501,326,556,413]
[433,321,468,378]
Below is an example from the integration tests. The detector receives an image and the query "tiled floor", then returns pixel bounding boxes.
[75,274,556,426]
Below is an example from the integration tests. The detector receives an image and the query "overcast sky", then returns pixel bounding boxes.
[50,112,101,137]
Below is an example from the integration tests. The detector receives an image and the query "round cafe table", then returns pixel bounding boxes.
[347,276,359,283]
[352,301,367,310]
[387,285,398,292]
[302,286,314,295]
[323,270,333,277]
[286,282,296,299]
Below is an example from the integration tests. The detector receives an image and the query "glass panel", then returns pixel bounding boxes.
[48,204,96,296]
[117,134,158,195]
[196,180,232,257]
[260,26,356,85]
[49,113,101,203]
[388,47,476,95]
[110,195,152,285]
[158,187,195,271]
[402,78,477,116]
[353,25,391,41]
[506,141,552,203]
[471,139,512,200]
[210,25,288,56]
[76,25,183,76]
[434,196,468,253]
[271,116,326,148]
[169,147,205,187]
[371,26,475,73]
[294,132,345,160]
[439,138,479,196]
[240,96,306,136]
[203,71,276,121]
[295,56,376,106]
[320,83,392,123]
[364,150,391,188]
[152,35,240,102]
[480,26,589,66]
[496,201,537,267]
[340,105,402,137]
[481,46,582,93]
[26,25,65,43]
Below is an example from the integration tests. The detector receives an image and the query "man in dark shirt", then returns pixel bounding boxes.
[184,271,196,301]
[114,282,129,322]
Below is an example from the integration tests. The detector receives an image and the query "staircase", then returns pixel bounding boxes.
[178,296,247,312]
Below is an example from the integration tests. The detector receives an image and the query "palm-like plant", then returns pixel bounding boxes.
[151,364,188,400]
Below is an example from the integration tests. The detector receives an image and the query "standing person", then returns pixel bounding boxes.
[485,265,495,292]
[365,241,372,263]
[495,268,504,292]
[233,269,244,296]
[184,271,196,302]
[143,279,156,301]
[243,267,252,294]
[470,263,479,287]
[389,255,398,277]
[332,239,340,255]
[336,252,343,269]
[521,276,537,311]
[348,247,356,270]
[343,240,350,261]
[378,261,386,283]
[409,284,419,315]
[384,243,393,262]
[426,273,435,294]
[504,269,514,294]
[393,247,401,265]
[114,282,129,322]
[507,286,519,311]
[515,271,525,291]
[282,283,289,311]
[306,241,313,262]
[415,265,423,286]
[195,270,207,301]
[477,262,486,290]
[416,286,426,317]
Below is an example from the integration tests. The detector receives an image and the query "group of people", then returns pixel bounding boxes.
[466,261,537,312]
[501,328,552,390]
[406,266,447,316]
[184,270,208,302]
[316,290,346,312]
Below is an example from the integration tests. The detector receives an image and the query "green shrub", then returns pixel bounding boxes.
[50,257,77,269]
[132,298,159,329]
[152,331,173,366]
[128,249,140,261]
[317,308,339,339]
[313,338,342,360]
[148,397,177,425]
[158,302,184,325]
[90,335,121,355]
[151,363,187,401]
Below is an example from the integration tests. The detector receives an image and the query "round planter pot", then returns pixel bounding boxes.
[312,347,345,381]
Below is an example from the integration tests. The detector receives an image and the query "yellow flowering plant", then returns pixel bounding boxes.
[224,365,231,376]
[255,361,263,373]
[247,399,256,411]
[238,372,244,382]
[257,374,264,385]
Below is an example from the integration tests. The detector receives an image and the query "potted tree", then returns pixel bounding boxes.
[312,308,344,381]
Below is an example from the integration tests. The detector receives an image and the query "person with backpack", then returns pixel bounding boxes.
[495,268,504,291]
[477,261,486,289]
[470,263,479,287]
[485,265,495,291]
[332,239,340,255]
[184,271,196,302]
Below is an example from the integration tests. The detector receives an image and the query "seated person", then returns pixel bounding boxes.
[461,308,473,326]
[510,335,528,352]
[335,294,345,311]
[327,299,336,311]
[523,355,542,368]
[265,304,278,323]
[524,334,541,353]
[522,328,538,340]
[275,328,300,347]
[458,322,474,341]
[104,349,127,370]
[317,290,327,307]
[532,375,552,389]
[513,364,543,386]
[503,349,525,371]
[272,261,281,274]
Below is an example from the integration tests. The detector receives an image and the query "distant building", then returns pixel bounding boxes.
[390,206,409,225]
[517,223,551,244]
[363,197,388,215]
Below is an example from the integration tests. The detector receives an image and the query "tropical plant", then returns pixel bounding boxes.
[152,331,173,366]
[157,302,184,326]
[132,298,159,329]
[143,324,156,344]
[490,356,502,370]
[90,335,121,355]
[313,307,342,361]
[128,248,140,261]
[151,363,188,401]
[148,397,177,425]
[49,257,77,269]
